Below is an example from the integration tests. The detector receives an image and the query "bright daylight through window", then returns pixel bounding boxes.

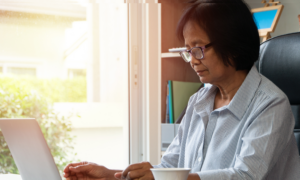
[0,0,129,175]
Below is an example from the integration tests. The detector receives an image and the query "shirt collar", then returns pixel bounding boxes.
[194,84,218,117]
[194,65,261,120]
[227,65,261,120]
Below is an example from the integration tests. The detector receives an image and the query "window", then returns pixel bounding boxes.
[68,69,86,78]
[7,67,36,77]
[0,0,129,174]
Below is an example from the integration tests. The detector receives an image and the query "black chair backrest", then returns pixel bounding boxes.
[257,32,300,155]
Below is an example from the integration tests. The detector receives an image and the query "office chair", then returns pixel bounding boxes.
[256,32,300,155]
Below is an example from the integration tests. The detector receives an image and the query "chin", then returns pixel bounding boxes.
[199,77,210,84]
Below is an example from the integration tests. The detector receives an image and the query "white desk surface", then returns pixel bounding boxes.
[0,174,22,180]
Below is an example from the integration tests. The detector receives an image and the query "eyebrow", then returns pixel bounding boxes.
[185,39,204,47]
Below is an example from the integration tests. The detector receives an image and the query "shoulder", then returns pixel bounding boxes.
[256,74,288,102]
[250,74,292,118]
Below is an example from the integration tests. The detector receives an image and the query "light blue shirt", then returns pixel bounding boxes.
[154,66,300,179]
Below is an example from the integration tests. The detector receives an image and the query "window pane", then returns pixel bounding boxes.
[68,69,86,78]
[7,67,36,76]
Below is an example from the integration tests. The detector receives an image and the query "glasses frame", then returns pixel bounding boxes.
[179,42,213,63]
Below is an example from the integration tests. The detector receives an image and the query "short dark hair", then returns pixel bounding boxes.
[177,0,260,71]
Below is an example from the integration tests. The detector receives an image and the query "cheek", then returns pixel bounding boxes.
[205,57,227,76]
[204,58,220,70]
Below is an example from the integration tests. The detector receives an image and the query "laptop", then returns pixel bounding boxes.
[0,119,62,180]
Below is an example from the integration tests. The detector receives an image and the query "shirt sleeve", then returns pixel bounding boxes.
[197,95,295,180]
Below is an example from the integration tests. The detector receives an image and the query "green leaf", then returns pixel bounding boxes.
[0,76,82,175]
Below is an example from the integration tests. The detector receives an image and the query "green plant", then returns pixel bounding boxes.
[0,75,87,103]
[0,76,79,174]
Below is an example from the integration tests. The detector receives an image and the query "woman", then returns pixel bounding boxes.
[64,0,300,179]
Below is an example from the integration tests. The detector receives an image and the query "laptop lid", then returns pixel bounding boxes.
[0,119,62,180]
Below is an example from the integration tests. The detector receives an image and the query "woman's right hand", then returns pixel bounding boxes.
[63,161,119,180]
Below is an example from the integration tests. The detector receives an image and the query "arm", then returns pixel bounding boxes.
[63,161,123,180]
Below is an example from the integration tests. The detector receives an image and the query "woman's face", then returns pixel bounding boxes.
[183,20,235,85]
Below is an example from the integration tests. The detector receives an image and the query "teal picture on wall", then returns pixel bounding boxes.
[251,5,283,42]
[253,9,278,29]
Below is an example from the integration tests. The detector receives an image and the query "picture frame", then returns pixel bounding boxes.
[298,14,300,31]
[251,5,284,42]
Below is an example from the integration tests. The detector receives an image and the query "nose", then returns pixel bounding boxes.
[190,55,201,67]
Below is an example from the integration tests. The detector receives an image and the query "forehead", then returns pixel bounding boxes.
[183,20,210,45]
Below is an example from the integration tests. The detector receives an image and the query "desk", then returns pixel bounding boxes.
[0,174,22,180]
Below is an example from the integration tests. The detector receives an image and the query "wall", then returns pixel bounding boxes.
[244,0,300,38]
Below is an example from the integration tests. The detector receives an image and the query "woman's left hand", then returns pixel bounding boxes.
[114,162,154,180]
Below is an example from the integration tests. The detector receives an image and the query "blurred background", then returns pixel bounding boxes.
[245,0,300,38]
[0,0,129,174]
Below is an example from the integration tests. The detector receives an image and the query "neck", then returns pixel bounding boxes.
[214,70,248,102]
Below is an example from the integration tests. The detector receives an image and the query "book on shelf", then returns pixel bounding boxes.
[168,80,174,124]
[165,80,203,124]
[165,83,170,123]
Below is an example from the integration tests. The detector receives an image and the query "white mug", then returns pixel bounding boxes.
[150,168,191,180]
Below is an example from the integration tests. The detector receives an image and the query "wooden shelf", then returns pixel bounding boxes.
[159,1,200,123]
[161,52,181,58]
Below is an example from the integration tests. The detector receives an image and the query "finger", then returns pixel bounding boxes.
[76,173,84,178]
[70,170,77,176]
[64,161,89,174]
[63,172,69,177]
[139,175,154,180]
[122,163,143,178]
[126,170,147,180]
[64,162,86,173]
[70,167,79,176]
[64,172,78,178]
[66,176,78,180]
[115,172,122,179]
[63,171,77,177]
[69,163,92,173]
[139,170,155,180]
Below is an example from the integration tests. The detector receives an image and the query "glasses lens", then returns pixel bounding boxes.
[191,48,204,60]
[181,52,191,62]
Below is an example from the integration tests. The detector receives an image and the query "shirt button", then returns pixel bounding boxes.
[198,157,202,162]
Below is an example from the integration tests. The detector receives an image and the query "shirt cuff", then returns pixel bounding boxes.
[197,170,223,180]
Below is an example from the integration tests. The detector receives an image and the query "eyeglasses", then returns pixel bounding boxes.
[179,43,213,63]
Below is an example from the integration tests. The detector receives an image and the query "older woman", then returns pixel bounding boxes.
[64,0,300,179]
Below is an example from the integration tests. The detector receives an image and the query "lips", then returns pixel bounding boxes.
[196,69,207,76]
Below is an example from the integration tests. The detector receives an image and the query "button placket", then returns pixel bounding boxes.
[192,113,208,168]
[202,111,219,160]
[193,130,204,168]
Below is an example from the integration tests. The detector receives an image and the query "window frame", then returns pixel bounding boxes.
[128,0,161,165]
